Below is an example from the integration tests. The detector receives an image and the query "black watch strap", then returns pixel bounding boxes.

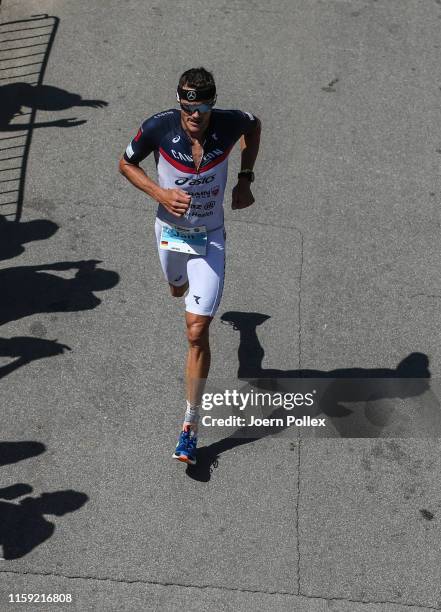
[238,170,255,182]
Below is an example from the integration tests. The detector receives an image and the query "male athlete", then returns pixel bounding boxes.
[119,67,261,466]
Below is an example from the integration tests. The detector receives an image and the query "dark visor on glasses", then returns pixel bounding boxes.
[179,100,215,114]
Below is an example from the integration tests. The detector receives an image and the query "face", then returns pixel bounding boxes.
[179,86,213,136]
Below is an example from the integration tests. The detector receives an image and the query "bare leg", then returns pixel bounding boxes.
[185,311,212,431]
[169,280,188,297]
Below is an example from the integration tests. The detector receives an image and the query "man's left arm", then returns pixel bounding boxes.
[232,117,261,210]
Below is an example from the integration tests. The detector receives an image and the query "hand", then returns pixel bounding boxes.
[78,259,102,271]
[49,259,101,271]
[231,181,255,210]
[159,188,191,217]
[51,118,87,128]
[82,99,108,108]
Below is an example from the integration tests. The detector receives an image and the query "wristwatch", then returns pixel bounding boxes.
[238,169,255,182]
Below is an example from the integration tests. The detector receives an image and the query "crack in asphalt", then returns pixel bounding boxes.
[296,219,304,598]
[0,569,439,609]
[297,589,441,611]
[296,439,302,596]
[297,230,304,370]
[199,216,308,600]
[0,568,297,595]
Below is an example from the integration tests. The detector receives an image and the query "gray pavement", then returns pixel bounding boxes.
[1,0,441,610]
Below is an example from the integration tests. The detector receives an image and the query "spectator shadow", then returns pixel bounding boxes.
[0,214,58,262]
[0,209,118,380]
[0,441,88,559]
[0,259,119,326]
[187,311,435,481]
[0,441,45,467]
[0,15,107,221]
[0,82,107,131]
[0,488,88,559]
[0,337,70,380]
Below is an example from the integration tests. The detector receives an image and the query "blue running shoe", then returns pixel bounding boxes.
[172,430,197,466]
[186,433,198,466]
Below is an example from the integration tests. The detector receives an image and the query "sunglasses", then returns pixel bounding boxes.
[180,101,215,115]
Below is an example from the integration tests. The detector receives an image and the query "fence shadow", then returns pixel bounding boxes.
[0,14,107,222]
[0,14,59,222]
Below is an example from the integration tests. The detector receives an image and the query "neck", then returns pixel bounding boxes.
[180,114,211,144]
[189,131,204,144]
[182,123,205,144]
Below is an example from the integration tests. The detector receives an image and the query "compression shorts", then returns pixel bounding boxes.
[154,219,225,317]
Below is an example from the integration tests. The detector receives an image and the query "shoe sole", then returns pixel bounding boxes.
[172,452,196,466]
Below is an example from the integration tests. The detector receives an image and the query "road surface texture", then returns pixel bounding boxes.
[1,0,441,610]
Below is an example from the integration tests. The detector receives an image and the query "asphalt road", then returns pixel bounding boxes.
[1,0,441,610]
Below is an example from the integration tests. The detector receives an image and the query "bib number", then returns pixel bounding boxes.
[160,224,207,255]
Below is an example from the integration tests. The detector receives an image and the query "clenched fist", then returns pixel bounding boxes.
[159,188,191,217]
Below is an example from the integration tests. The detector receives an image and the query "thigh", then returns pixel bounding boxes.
[185,227,225,316]
[154,220,188,286]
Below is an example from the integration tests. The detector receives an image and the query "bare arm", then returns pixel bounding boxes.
[239,117,261,172]
[232,117,261,209]
[118,158,191,217]
[118,158,164,201]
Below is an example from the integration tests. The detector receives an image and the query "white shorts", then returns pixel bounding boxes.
[154,219,226,317]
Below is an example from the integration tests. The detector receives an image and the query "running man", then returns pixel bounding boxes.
[119,67,261,465]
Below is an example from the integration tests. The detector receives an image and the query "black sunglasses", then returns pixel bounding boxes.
[180,100,215,115]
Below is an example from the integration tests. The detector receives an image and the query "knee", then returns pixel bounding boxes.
[170,281,188,297]
[186,319,210,347]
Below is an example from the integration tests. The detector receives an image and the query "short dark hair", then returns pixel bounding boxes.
[178,67,215,90]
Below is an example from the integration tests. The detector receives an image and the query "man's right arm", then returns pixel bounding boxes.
[118,114,191,217]
[118,158,191,218]
[118,157,164,202]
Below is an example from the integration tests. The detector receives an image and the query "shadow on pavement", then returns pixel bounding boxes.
[0,82,107,131]
[0,214,58,261]
[0,259,119,381]
[0,489,88,559]
[0,15,107,222]
[0,16,115,382]
[187,311,433,482]
[0,337,70,380]
[0,440,45,467]
[0,259,119,326]
[0,440,88,559]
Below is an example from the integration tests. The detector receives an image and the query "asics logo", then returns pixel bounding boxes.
[175,175,215,186]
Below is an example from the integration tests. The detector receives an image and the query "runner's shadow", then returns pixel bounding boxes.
[0,215,58,262]
[187,311,433,481]
[0,259,119,327]
[0,83,107,131]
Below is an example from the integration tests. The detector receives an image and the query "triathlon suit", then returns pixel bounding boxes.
[124,108,257,316]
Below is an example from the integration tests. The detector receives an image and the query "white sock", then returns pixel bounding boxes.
[183,400,199,435]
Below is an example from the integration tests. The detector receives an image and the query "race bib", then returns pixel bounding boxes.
[160,224,207,255]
